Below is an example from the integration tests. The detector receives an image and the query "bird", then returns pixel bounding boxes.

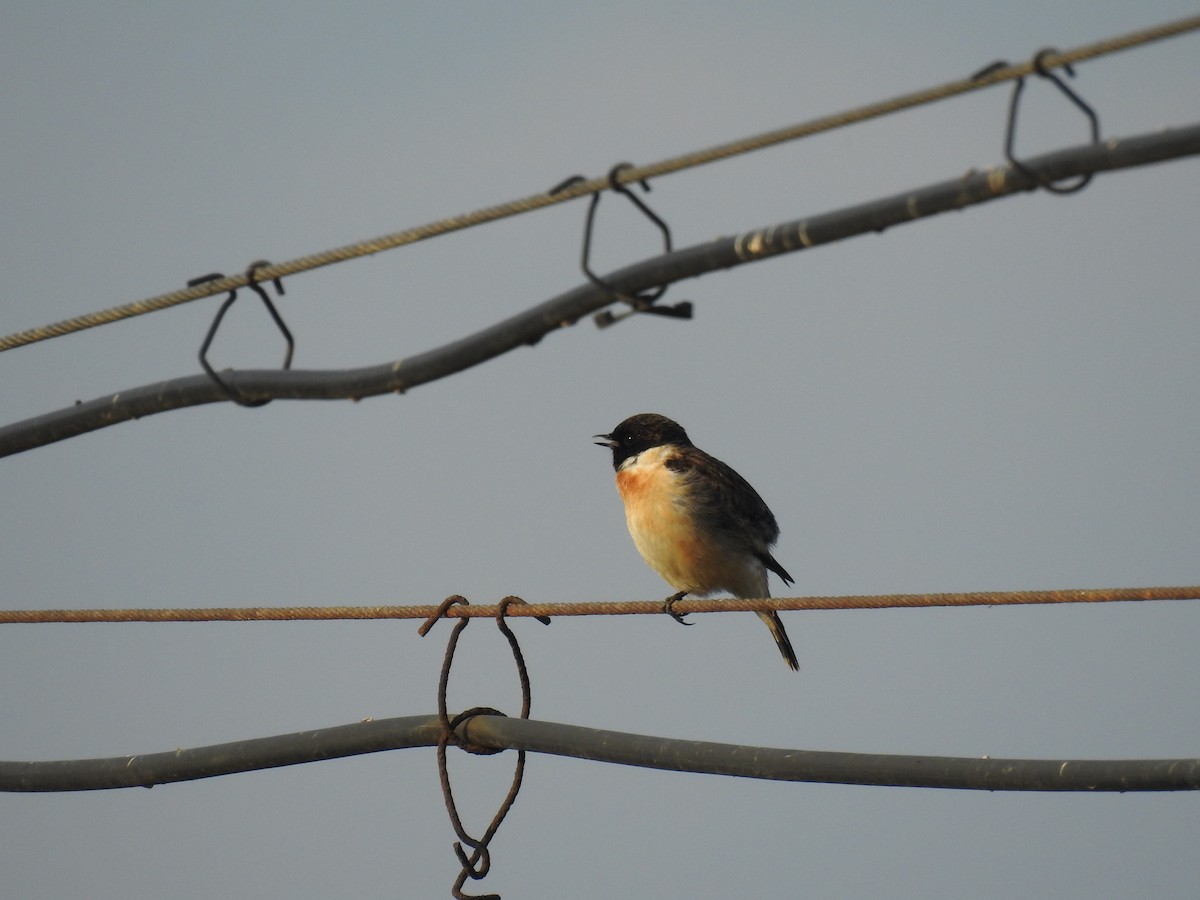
[594,413,798,670]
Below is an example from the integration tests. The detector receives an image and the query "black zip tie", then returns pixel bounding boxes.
[421,596,544,900]
[195,260,294,407]
[1003,48,1101,195]
[552,164,692,329]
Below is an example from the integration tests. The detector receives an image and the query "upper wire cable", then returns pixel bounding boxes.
[1,14,1198,354]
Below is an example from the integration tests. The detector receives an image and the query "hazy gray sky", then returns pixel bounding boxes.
[3,2,1198,897]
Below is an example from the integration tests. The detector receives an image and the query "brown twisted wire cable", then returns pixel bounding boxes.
[1,14,1198,354]
[1,585,1196,624]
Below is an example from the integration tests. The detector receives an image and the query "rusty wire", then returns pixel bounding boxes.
[1,14,1198,354]
[2,585,1197,625]
[420,597,548,900]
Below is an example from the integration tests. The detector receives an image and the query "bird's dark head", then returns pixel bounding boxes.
[593,413,692,470]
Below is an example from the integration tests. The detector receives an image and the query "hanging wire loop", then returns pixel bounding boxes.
[196,260,294,407]
[556,162,693,329]
[423,596,545,900]
[1004,48,1102,195]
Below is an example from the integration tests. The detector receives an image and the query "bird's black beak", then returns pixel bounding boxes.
[593,432,617,448]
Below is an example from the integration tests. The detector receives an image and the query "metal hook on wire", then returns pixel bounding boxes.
[1002,48,1102,195]
[551,164,693,329]
[419,596,547,900]
[193,260,294,407]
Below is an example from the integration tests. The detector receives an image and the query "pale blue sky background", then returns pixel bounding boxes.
[2,3,1199,898]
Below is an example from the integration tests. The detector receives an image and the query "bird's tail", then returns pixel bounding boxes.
[756,610,799,671]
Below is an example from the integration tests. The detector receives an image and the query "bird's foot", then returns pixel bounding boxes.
[663,591,693,626]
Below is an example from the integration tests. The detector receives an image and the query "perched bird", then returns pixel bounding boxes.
[594,413,798,670]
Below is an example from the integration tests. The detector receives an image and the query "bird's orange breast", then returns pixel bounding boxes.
[614,446,751,595]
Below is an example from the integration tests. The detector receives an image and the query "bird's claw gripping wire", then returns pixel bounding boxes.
[663,591,694,626]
